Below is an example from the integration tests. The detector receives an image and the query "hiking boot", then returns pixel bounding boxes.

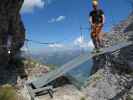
[95,48,101,53]
[91,48,101,54]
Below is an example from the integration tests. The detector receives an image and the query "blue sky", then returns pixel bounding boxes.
[21,0,132,52]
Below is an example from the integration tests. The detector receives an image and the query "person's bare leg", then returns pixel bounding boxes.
[97,24,103,48]
[94,25,100,48]
[91,33,98,48]
[99,32,104,47]
[94,25,101,48]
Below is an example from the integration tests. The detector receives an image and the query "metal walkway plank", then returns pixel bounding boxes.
[31,41,132,88]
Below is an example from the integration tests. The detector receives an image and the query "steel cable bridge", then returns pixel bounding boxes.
[22,38,133,100]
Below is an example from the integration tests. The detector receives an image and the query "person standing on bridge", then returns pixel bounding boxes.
[89,0,105,50]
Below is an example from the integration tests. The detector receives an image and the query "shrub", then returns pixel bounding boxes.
[80,97,86,100]
[0,84,17,100]
[126,95,133,100]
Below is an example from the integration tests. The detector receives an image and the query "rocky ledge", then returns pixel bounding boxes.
[82,12,133,100]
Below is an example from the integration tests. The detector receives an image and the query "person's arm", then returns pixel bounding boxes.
[89,16,93,25]
[89,16,95,28]
[100,9,105,25]
[89,11,94,26]
[102,14,105,24]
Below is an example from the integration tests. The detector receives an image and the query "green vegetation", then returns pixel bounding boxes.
[23,58,58,71]
[128,72,133,75]
[91,73,103,82]
[85,72,103,87]
[126,95,133,100]
[93,75,103,81]
[46,64,58,70]
[0,85,17,100]
[23,58,42,68]
[80,97,86,100]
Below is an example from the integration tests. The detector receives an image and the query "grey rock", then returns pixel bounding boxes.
[0,0,25,65]
[83,12,133,100]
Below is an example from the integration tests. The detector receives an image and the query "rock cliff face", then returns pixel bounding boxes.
[0,0,26,85]
[82,12,133,100]
[0,0,25,66]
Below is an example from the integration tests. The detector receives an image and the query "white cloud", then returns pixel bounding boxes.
[47,36,94,50]
[74,36,84,45]
[48,16,66,23]
[56,16,66,22]
[21,0,45,13]
[49,43,64,48]
[21,47,28,52]
[88,40,94,49]
[74,36,94,49]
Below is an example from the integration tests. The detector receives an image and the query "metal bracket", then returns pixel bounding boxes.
[26,83,55,100]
